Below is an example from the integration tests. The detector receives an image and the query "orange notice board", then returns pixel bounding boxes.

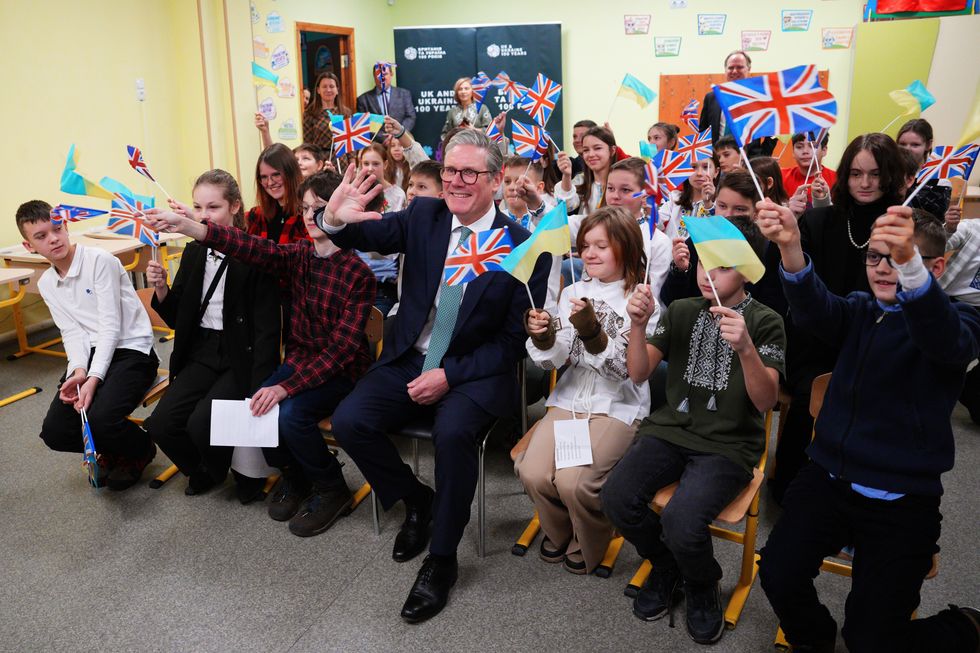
[659,71,830,167]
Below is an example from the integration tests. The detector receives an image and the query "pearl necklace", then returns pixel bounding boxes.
[846,212,870,250]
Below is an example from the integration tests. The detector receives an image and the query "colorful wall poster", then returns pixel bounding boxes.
[624,14,651,35]
[270,44,290,70]
[258,97,276,121]
[276,77,296,98]
[821,27,854,49]
[277,119,298,141]
[253,36,269,59]
[781,9,814,32]
[654,36,683,57]
[741,30,772,51]
[265,11,283,33]
[697,13,727,35]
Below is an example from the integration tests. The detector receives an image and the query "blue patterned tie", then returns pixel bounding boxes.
[422,226,472,372]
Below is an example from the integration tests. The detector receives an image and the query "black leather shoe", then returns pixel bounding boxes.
[392,485,434,562]
[400,555,458,624]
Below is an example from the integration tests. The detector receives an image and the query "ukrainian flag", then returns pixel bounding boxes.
[252,62,279,88]
[617,74,656,109]
[500,201,571,284]
[638,141,658,161]
[889,80,935,116]
[685,215,765,284]
[60,145,114,200]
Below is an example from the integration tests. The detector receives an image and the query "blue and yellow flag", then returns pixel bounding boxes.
[889,80,935,116]
[499,201,571,284]
[60,145,114,200]
[617,74,656,109]
[252,62,279,88]
[685,216,765,284]
[638,141,658,161]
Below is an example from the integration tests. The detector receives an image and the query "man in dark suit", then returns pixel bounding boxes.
[701,50,776,158]
[320,130,550,623]
[356,62,417,134]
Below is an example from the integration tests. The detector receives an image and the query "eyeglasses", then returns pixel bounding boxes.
[259,171,283,185]
[440,167,492,185]
[866,251,943,268]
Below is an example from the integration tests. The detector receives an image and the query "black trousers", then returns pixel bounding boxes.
[330,350,495,556]
[759,462,977,653]
[144,329,241,481]
[40,348,158,459]
[960,363,980,423]
[769,370,819,504]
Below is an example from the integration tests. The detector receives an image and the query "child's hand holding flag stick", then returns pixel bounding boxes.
[127,146,174,202]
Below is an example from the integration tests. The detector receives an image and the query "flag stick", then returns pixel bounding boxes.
[903,148,956,207]
[151,179,174,203]
[773,139,787,161]
[739,146,767,201]
[524,281,536,312]
[803,141,817,186]
[956,181,968,208]
[519,159,534,180]
[704,268,724,307]
[880,112,904,134]
[606,94,619,126]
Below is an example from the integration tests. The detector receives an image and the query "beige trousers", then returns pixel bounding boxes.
[515,408,638,572]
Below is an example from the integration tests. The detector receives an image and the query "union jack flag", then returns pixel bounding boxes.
[916,144,979,183]
[676,128,714,164]
[330,113,376,157]
[712,64,837,148]
[126,145,155,182]
[443,227,514,286]
[485,121,503,144]
[517,73,562,128]
[492,71,529,105]
[652,148,695,196]
[109,194,159,247]
[681,98,700,132]
[471,71,493,112]
[511,120,549,161]
[49,204,107,225]
[632,160,662,235]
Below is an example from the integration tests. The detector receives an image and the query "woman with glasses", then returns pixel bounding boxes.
[769,132,911,505]
[247,143,307,245]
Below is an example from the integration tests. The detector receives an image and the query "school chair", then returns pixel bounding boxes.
[772,373,940,649]
[0,267,42,407]
[623,408,776,631]
[317,306,385,534]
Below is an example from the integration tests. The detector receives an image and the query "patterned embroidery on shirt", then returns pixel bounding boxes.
[757,343,785,363]
[970,266,980,291]
[570,299,628,379]
[683,296,752,391]
[654,323,666,337]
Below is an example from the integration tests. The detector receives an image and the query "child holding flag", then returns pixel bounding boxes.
[755,199,980,653]
[518,206,656,575]
[602,213,785,645]
[896,119,952,221]
[16,201,159,490]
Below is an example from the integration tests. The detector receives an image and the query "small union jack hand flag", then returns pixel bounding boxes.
[518,73,562,128]
[712,64,837,148]
[126,145,156,182]
[471,71,493,112]
[492,71,529,105]
[681,98,700,132]
[330,113,377,158]
[916,144,979,183]
[631,160,662,237]
[485,121,504,144]
[443,227,514,286]
[653,148,696,196]
[676,128,714,165]
[511,120,549,162]
[109,193,159,247]
[49,204,108,226]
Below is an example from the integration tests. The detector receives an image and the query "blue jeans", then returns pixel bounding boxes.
[260,363,354,489]
[601,436,751,586]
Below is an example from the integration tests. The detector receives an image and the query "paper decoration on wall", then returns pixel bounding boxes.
[277,77,295,98]
[250,2,259,24]
[271,45,290,70]
[741,30,772,52]
[697,14,727,36]
[266,11,283,33]
[253,37,269,59]
[655,36,682,57]
[821,27,854,49]
[278,119,298,141]
[781,9,813,32]
[624,15,651,35]
[259,97,276,121]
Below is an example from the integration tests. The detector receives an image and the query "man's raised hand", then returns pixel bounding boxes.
[322,164,385,228]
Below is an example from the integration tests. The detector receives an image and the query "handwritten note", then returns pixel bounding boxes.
[554,419,593,470]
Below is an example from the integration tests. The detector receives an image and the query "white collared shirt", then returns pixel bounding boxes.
[38,244,154,380]
[199,249,226,330]
[413,203,498,355]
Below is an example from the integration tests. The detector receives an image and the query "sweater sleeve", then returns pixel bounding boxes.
[779,256,856,348]
[899,274,980,368]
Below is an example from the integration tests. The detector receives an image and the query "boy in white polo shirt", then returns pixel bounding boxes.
[16,200,158,490]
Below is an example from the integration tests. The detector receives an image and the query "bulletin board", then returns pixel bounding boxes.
[659,71,830,168]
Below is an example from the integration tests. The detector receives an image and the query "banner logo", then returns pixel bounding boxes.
[487,43,528,58]
[404,47,418,61]
[486,44,501,58]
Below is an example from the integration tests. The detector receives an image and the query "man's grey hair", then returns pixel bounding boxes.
[444,129,503,175]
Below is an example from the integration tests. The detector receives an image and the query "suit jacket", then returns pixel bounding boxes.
[152,241,281,396]
[330,197,551,416]
[700,91,776,157]
[356,86,416,133]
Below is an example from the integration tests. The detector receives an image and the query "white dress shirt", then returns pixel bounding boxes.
[199,249,226,330]
[38,244,154,380]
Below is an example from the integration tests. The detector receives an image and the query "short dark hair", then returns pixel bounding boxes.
[365,181,385,213]
[16,200,53,239]
[573,119,598,130]
[899,149,921,180]
[748,157,788,204]
[832,133,907,209]
[791,132,830,148]
[298,171,342,202]
[410,160,443,188]
[716,135,738,151]
[293,142,328,163]
[724,50,752,67]
[912,208,947,256]
[503,154,543,181]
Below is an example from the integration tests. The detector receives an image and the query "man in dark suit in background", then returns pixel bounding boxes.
[701,50,776,158]
[356,62,417,134]
[320,130,550,623]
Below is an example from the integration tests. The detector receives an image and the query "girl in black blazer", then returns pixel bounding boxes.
[143,170,281,497]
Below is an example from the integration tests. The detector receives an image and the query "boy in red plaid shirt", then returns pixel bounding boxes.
[147,172,375,537]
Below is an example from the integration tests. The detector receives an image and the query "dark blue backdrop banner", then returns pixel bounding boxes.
[393,23,563,155]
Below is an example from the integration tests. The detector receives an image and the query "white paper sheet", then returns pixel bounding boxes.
[209,399,279,447]
[553,419,593,470]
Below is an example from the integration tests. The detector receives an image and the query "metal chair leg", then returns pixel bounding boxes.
[412,439,420,477]
[478,438,486,558]
[371,489,381,536]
